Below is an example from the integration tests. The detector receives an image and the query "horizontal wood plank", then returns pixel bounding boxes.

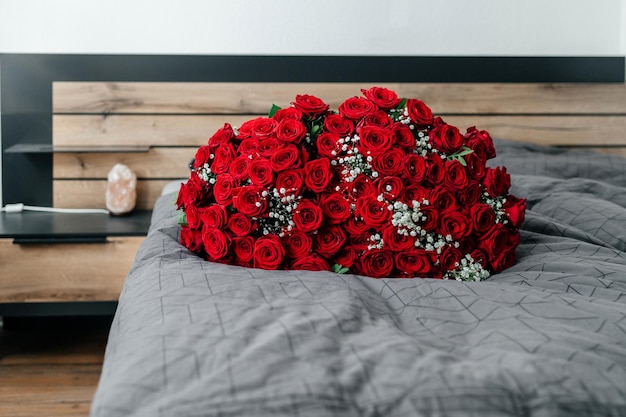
[54,180,174,209]
[54,114,626,148]
[53,147,194,179]
[53,82,626,115]
[0,237,142,303]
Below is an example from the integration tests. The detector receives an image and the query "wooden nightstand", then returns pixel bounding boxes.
[0,210,152,316]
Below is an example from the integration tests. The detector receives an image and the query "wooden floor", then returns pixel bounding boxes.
[0,316,111,417]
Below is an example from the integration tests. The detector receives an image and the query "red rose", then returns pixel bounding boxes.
[382,226,414,252]
[208,123,235,149]
[275,119,306,144]
[232,185,267,217]
[249,158,275,186]
[184,204,201,229]
[273,107,303,122]
[229,155,251,181]
[270,144,301,172]
[276,169,304,195]
[479,223,509,262]
[438,211,472,240]
[200,204,228,229]
[393,124,416,149]
[358,126,394,153]
[418,205,439,233]
[213,174,237,206]
[349,233,372,251]
[503,195,527,229]
[377,176,403,200]
[253,235,286,270]
[469,249,488,268]
[292,94,329,117]
[457,180,482,206]
[348,174,376,199]
[482,167,511,197]
[402,154,427,184]
[257,137,280,157]
[465,126,496,160]
[202,227,231,261]
[344,216,369,235]
[283,230,313,258]
[361,87,401,110]
[395,250,433,275]
[429,186,458,213]
[356,197,392,228]
[438,245,462,272]
[429,124,464,154]
[237,138,258,156]
[293,199,323,233]
[359,250,394,278]
[290,254,330,271]
[251,117,276,139]
[304,158,332,193]
[465,152,486,180]
[177,174,206,208]
[320,193,352,224]
[180,226,204,255]
[333,246,359,268]
[401,184,429,205]
[193,145,212,169]
[469,203,496,234]
[358,111,393,129]
[425,154,445,185]
[316,132,340,158]
[371,148,404,176]
[491,248,516,272]
[405,99,433,127]
[211,143,236,174]
[444,160,469,191]
[232,236,255,262]
[228,212,257,237]
[314,225,347,258]
[237,119,256,139]
[323,114,354,137]
[338,96,378,120]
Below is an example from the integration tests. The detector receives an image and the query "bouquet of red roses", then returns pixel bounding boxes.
[176,87,526,281]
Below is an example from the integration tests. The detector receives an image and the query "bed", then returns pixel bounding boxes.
[61,58,626,416]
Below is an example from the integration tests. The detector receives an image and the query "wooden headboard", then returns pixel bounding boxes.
[50,82,626,210]
[2,54,625,210]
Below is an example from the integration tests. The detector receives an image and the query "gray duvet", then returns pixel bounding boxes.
[91,140,626,416]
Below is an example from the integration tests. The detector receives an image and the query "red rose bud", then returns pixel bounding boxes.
[438,211,472,241]
[229,155,251,181]
[211,143,236,174]
[458,180,482,206]
[358,126,394,153]
[320,193,352,224]
[377,176,404,200]
[333,246,359,268]
[228,212,257,237]
[371,149,404,176]
[382,226,414,252]
[207,123,235,148]
[270,144,301,172]
[418,205,439,233]
[251,117,276,139]
[491,248,516,272]
[439,245,462,272]
[248,158,275,187]
[232,185,267,217]
[469,203,496,234]
[272,107,303,122]
[193,145,212,169]
[464,152,486,180]
[292,94,329,117]
[275,169,304,196]
[425,154,445,185]
[314,225,347,258]
[304,158,332,193]
[200,204,228,229]
[444,160,470,191]
[358,111,393,129]
[356,197,392,228]
[479,223,509,262]
[316,132,341,158]
[395,249,433,275]
[275,119,306,144]
[232,236,255,262]
[257,137,280,157]
[213,174,237,206]
[180,226,204,255]
[393,124,416,149]
[237,138,259,156]
[361,86,401,110]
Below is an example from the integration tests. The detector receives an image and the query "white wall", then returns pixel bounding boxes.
[1,0,625,207]
[0,0,624,56]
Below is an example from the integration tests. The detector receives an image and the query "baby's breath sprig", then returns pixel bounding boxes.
[482,193,509,225]
[331,134,378,183]
[257,187,300,237]
[444,254,491,282]
[196,162,217,185]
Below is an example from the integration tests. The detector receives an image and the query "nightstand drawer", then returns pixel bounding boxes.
[0,237,143,303]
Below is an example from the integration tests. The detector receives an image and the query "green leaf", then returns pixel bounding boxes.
[268,104,281,118]
[177,210,187,226]
[397,98,407,109]
[311,124,321,135]
[446,146,474,166]
[332,264,349,274]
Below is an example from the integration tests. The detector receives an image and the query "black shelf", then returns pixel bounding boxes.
[5,144,150,154]
[0,210,152,241]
